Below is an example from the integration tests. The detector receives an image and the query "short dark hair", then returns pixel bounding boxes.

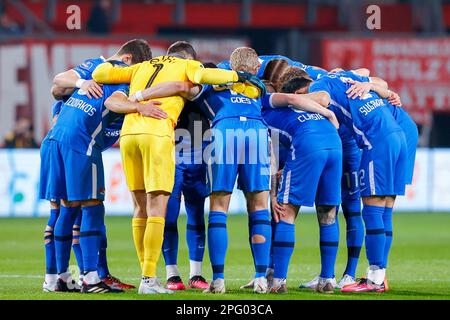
[167,41,197,60]
[117,39,152,64]
[280,77,312,94]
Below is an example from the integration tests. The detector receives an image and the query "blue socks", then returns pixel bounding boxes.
[185,199,206,263]
[382,207,393,269]
[272,221,295,279]
[362,205,386,267]
[249,210,272,277]
[208,211,228,280]
[44,208,60,274]
[79,204,105,273]
[72,207,83,275]
[97,224,110,279]
[268,218,276,270]
[342,199,364,277]
[162,195,181,266]
[319,221,339,279]
[54,206,78,274]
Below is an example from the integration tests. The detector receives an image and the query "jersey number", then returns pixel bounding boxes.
[145,63,164,89]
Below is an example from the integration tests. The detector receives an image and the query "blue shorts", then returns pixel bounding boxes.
[278,148,342,207]
[399,118,418,185]
[167,156,208,220]
[360,131,407,197]
[39,138,52,200]
[41,140,105,201]
[341,142,362,201]
[207,118,270,193]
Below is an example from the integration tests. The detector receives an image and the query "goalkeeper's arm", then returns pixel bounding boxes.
[92,62,139,84]
[130,81,202,102]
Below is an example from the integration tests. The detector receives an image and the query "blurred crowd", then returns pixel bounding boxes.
[0,0,21,34]
[1,117,38,148]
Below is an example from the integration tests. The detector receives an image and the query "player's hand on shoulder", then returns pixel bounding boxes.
[325,109,340,129]
[137,101,167,119]
[81,80,103,99]
[387,90,402,107]
[346,79,371,100]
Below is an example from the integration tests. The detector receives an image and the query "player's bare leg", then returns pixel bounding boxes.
[203,192,231,294]
[245,191,271,294]
[139,191,173,294]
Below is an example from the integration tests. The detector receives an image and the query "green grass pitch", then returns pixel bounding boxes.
[0,213,449,300]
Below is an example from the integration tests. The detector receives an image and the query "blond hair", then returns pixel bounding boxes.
[230,47,259,72]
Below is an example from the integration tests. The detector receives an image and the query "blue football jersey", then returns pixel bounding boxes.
[72,56,106,80]
[338,122,358,149]
[309,73,402,149]
[217,55,326,81]
[261,94,341,156]
[257,55,327,80]
[49,83,128,156]
[196,84,267,126]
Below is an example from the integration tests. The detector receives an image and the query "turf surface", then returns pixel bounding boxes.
[0,213,449,300]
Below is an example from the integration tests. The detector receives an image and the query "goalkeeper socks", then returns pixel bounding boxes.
[44,208,59,275]
[381,207,393,269]
[80,204,104,273]
[319,221,339,279]
[272,220,295,279]
[54,206,78,274]
[142,217,165,277]
[208,211,228,280]
[132,217,147,269]
[97,224,110,279]
[249,210,272,278]
[342,200,364,278]
[185,201,206,264]
[362,205,386,268]
[72,207,83,274]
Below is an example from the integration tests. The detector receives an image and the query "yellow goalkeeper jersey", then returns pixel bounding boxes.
[93,55,237,138]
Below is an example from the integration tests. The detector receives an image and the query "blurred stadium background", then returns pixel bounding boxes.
[0,0,450,217]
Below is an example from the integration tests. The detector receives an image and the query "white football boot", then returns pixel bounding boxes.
[336,274,357,289]
[138,277,174,294]
[253,276,268,294]
[315,277,336,294]
[203,278,225,294]
[299,275,320,289]
[42,274,58,292]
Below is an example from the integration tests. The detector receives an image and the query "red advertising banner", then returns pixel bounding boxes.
[321,38,450,125]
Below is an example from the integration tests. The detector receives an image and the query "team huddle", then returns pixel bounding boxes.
[39,38,418,295]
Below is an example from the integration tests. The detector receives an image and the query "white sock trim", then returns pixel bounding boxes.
[189,260,202,279]
[166,264,180,279]
[367,265,385,285]
[45,274,58,283]
[84,271,101,285]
